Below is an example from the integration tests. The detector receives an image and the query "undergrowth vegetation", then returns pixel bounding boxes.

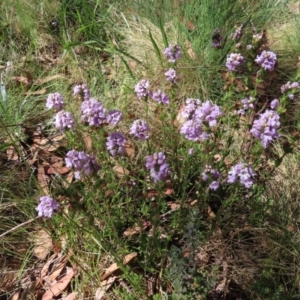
[1,0,300,299]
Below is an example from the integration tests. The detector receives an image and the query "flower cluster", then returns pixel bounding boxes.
[180,99,222,141]
[65,150,101,179]
[54,110,75,131]
[226,53,245,71]
[145,152,170,183]
[106,110,123,126]
[250,109,280,148]
[163,44,181,63]
[211,29,224,48]
[130,119,150,140]
[237,96,255,115]
[227,163,256,188]
[135,79,151,99]
[36,196,59,218]
[152,89,170,104]
[281,81,299,99]
[230,24,243,40]
[46,93,64,110]
[106,132,126,156]
[202,166,220,190]
[255,51,277,71]
[270,99,279,110]
[81,98,106,127]
[73,83,91,101]
[165,68,177,82]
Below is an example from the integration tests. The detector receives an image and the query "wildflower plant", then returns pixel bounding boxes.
[26,14,300,300]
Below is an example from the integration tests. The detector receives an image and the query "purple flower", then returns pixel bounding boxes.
[188,148,194,155]
[81,98,106,127]
[181,98,201,120]
[230,25,243,40]
[135,79,150,99]
[54,110,75,131]
[145,152,170,182]
[165,68,177,82]
[250,109,280,148]
[255,51,277,71]
[238,97,255,115]
[281,81,299,94]
[46,93,64,110]
[212,29,223,48]
[226,53,245,71]
[195,101,222,127]
[202,166,220,190]
[73,84,91,101]
[163,44,181,63]
[106,132,126,156]
[270,99,279,110]
[65,150,100,179]
[180,120,209,141]
[106,110,123,126]
[129,119,150,140]
[152,89,170,104]
[36,196,59,218]
[288,94,295,100]
[227,163,256,188]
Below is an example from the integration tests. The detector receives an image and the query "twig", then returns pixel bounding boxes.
[0,218,37,239]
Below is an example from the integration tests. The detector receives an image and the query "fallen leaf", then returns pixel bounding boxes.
[82,132,92,151]
[40,254,58,279]
[34,74,65,85]
[6,145,19,161]
[208,206,216,219]
[95,277,116,300]
[63,172,74,187]
[124,220,152,237]
[47,165,70,175]
[33,229,53,260]
[101,252,137,281]
[42,267,74,300]
[37,165,50,194]
[24,89,47,96]
[11,76,31,85]
[62,292,78,300]
[174,104,185,128]
[113,165,130,178]
[124,141,135,160]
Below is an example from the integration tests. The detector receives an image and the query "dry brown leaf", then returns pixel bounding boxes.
[10,291,19,300]
[6,145,19,161]
[95,276,116,300]
[113,165,130,178]
[101,252,137,281]
[82,132,92,151]
[24,89,47,96]
[174,104,185,128]
[208,205,216,219]
[124,220,152,237]
[47,165,70,175]
[167,202,180,210]
[40,254,58,279]
[124,141,135,160]
[12,76,31,85]
[42,267,74,300]
[48,256,68,281]
[34,74,65,85]
[38,165,50,194]
[63,172,74,187]
[185,40,197,60]
[62,292,78,300]
[33,229,53,260]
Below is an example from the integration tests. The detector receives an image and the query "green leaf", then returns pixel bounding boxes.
[149,30,163,66]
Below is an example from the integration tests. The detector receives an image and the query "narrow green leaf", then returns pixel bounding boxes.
[159,18,169,48]
[120,56,135,80]
[148,30,163,66]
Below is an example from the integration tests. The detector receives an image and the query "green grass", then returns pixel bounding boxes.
[2,0,300,299]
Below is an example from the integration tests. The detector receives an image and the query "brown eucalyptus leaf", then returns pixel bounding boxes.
[113,165,130,178]
[101,252,137,281]
[42,267,74,300]
[62,292,78,300]
[124,141,135,160]
[38,165,50,194]
[33,229,53,260]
